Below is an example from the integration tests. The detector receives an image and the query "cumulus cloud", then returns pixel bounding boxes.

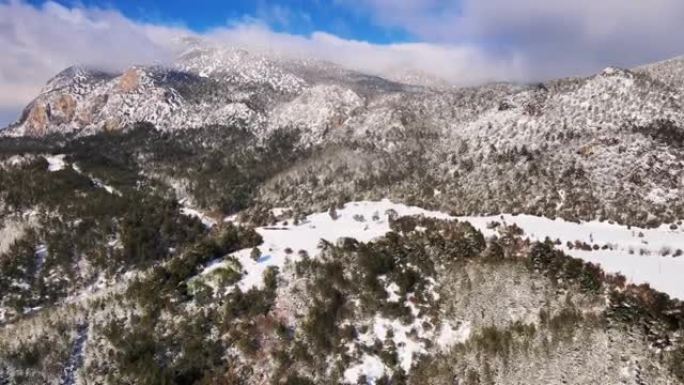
[342,0,684,78]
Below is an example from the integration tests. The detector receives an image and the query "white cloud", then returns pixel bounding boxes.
[254,2,312,28]
[0,0,190,125]
[206,23,526,84]
[342,0,684,78]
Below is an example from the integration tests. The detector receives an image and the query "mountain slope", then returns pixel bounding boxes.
[1,42,684,385]
[2,42,683,228]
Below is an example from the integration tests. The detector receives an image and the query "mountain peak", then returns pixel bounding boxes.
[600,66,631,77]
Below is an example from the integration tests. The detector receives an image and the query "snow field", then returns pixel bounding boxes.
[205,200,684,300]
[203,199,451,291]
[460,214,684,299]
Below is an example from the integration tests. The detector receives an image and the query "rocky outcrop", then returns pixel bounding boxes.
[50,94,77,124]
[117,68,140,93]
[24,102,49,136]
[103,117,121,132]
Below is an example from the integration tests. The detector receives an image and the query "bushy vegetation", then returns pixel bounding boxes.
[0,122,303,321]
[527,241,604,294]
[631,119,684,148]
[1,117,683,383]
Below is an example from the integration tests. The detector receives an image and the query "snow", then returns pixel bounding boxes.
[42,196,678,383]
[459,214,684,256]
[646,187,679,205]
[436,321,471,350]
[60,323,89,385]
[343,354,386,384]
[268,84,363,143]
[345,296,467,382]
[205,199,684,301]
[270,207,291,217]
[44,154,66,171]
[90,177,121,196]
[71,163,121,196]
[204,199,451,291]
[353,313,429,375]
[564,249,684,298]
[385,282,401,303]
[602,67,618,76]
[179,201,217,228]
[459,214,684,299]
[42,158,121,195]
[35,244,47,275]
[196,199,684,382]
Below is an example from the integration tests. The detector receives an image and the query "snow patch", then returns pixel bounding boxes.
[91,177,121,196]
[205,199,451,291]
[436,321,471,350]
[646,187,679,205]
[179,201,217,228]
[44,154,66,171]
[343,354,386,384]
[71,163,121,195]
[35,244,47,275]
[460,214,684,299]
[385,282,401,303]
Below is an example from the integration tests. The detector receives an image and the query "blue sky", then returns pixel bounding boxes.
[24,0,414,43]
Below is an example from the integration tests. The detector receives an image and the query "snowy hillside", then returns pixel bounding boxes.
[202,200,451,291]
[179,199,684,383]
[462,213,684,299]
[2,40,683,227]
[203,200,684,302]
[2,40,684,385]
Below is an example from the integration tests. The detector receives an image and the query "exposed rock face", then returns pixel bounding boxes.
[103,117,121,132]
[117,68,140,93]
[50,94,77,124]
[21,95,78,135]
[24,102,48,136]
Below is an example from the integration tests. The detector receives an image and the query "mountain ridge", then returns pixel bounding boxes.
[2,45,683,228]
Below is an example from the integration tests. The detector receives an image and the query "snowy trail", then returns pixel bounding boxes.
[59,323,88,385]
[71,163,121,196]
[179,198,218,228]
[205,200,684,300]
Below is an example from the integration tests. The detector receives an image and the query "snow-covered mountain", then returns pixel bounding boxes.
[2,41,684,385]
[1,42,409,138]
[3,41,684,142]
[3,41,683,228]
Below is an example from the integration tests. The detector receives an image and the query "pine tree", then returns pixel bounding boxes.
[250,247,261,262]
[328,205,338,220]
